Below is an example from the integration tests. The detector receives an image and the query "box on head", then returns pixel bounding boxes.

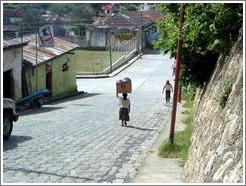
[116,77,132,96]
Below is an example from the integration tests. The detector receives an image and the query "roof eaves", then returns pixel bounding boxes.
[3,42,28,50]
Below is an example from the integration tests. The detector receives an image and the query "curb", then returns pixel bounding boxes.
[132,102,185,183]
[43,91,85,104]
[17,91,86,112]
[76,55,140,79]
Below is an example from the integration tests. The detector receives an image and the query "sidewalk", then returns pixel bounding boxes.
[132,102,185,183]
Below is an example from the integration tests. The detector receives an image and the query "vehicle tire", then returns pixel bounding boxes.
[3,113,13,139]
[30,100,41,108]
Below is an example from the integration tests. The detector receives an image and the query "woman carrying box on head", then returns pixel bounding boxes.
[118,93,131,126]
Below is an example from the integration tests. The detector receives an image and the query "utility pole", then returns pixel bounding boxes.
[139,11,143,59]
[178,82,181,103]
[169,5,185,144]
[35,25,38,92]
[109,31,112,72]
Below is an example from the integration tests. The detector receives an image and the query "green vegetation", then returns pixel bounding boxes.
[66,4,94,23]
[159,87,195,167]
[22,9,41,32]
[71,49,123,73]
[4,3,97,24]
[47,4,72,16]
[119,3,140,11]
[3,3,49,10]
[71,50,109,73]
[155,3,243,87]
[157,4,242,163]
[219,80,233,108]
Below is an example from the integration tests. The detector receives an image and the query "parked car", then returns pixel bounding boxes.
[16,89,51,108]
[3,98,19,139]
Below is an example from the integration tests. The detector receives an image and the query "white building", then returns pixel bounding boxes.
[3,39,27,100]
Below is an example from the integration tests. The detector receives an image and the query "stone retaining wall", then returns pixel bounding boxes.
[184,29,243,183]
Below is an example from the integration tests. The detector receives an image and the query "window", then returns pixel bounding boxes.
[80,27,86,36]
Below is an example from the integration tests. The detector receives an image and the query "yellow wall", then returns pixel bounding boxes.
[26,52,77,98]
[51,53,77,97]
[25,64,46,95]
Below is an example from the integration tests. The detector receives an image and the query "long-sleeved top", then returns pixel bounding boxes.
[118,97,130,111]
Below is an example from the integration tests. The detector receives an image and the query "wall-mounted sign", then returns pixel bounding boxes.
[114,33,134,41]
[39,25,54,47]
[62,62,69,72]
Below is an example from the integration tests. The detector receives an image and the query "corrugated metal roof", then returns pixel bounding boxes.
[3,38,28,49]
[22,34,78,66]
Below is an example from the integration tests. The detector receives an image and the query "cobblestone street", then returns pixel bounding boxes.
[3,51,174,183]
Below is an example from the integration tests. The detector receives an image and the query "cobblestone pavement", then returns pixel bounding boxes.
[3,51,174,183]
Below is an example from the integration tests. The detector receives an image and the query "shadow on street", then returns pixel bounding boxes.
[3,135,32,151]
[125,125,157,131]
[143,49,160,54]
[47,92,102,105]
[72,104,93,107]
[19,106,64,116]
[18,93,101,115]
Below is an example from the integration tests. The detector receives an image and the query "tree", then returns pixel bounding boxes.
[22,9,41,33]
[48,4,96,23]
[47,4,71,16]
[68,4,95,23]
[155,3,243,87]
[120,3,140,11]
[4,3,49,11]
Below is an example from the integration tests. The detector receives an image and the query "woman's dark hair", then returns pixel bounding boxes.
[123,93,127,100]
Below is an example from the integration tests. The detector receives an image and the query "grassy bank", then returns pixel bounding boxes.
[158,91,195,167]
[71,49,124,73]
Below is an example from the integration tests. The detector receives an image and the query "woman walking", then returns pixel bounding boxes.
[118,93,130,126]
[162,80,173,103]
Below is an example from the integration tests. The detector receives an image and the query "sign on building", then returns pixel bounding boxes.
[115,33,134,41]
[39,25,54,47]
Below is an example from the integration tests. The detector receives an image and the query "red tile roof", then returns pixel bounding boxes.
[92,12,152,31]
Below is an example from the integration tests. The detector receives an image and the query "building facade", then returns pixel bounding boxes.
[3,39,27,100]
[22,35,79,98]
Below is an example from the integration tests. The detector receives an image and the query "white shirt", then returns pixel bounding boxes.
[163,84,173,91]
[118,97,130,110]
[172,61,176,69]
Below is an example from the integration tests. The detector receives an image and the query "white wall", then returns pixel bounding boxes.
[3,47,23,99]
[91,31,106,47]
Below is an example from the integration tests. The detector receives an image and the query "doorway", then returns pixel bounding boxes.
[46,71,52,96]
[3,70,14,99]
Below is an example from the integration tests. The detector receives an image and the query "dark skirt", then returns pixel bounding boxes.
[166,90,171,101]
[119,107,129,121]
